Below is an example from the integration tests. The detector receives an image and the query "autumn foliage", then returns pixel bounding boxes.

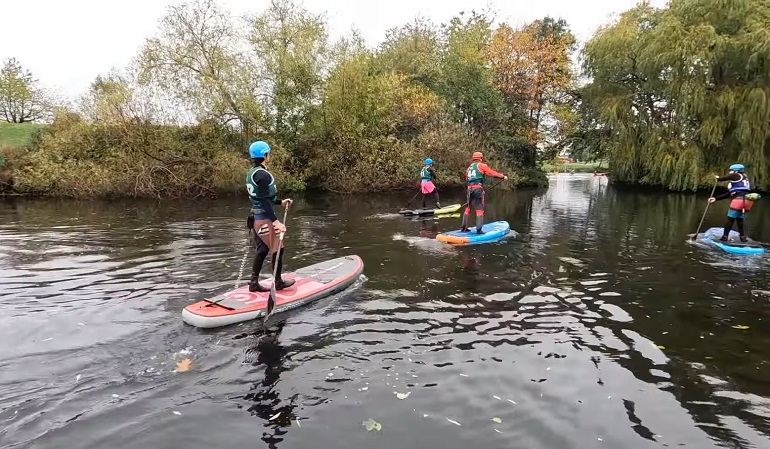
[486,19,574,145]
[1,0,578,197]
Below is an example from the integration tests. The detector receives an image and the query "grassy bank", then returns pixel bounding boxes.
[0,122,46,147]
[0,123,46,179]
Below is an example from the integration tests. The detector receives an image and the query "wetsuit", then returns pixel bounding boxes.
[420,165,440,209]
[713,172,752,241]
[461,161,505,233]
[246,164,294,292]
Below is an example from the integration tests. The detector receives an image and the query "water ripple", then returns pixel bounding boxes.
[1,186,769,448]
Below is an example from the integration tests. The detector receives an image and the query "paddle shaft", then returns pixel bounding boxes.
[404,189,423,208]
[233,228,254,289]
[692,179,718,241]
[265,204,290,320]
[208,226,254,307]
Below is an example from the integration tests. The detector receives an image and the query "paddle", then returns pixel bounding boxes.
[265,204,290,320]
[691,178,718,241]
[403,190,421,210]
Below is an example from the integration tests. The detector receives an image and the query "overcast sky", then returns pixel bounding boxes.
[1,0,664,100]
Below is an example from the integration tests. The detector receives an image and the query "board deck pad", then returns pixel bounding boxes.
[700,227,765,255]
[182,255,364,327]
[436,220,511,245]
[209,256,358,310]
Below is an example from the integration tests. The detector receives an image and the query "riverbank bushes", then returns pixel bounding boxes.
[1,0,578,198]
[2,115,529,198]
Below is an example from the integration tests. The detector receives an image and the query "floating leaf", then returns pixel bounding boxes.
[363,418,382,431]
[175,358,192,372]
[173,411,181,416]
[492,417,502,424]
[395,392,410,400]
[657,345,665,349]
[733,325,750,330]
[446,417,461,426]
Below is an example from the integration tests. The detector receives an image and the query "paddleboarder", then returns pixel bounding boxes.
[708,163,758,243]
[420,158,441,209]
[460,152,507,234]
[246,140,295,292]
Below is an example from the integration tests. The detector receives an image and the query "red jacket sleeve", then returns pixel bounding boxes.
[478,163,505,179]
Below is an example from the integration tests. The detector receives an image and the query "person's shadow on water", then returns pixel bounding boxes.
[241,322,296,449]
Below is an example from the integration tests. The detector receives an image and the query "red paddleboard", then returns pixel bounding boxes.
[182,255,364,328]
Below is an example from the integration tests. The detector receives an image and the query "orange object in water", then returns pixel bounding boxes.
[730,197,754,212]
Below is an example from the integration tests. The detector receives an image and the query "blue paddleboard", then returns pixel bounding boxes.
[699,227,764,255]
[436,220,511,245]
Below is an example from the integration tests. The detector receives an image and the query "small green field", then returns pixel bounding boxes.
[541,161,608,173]
[0,122,46,147]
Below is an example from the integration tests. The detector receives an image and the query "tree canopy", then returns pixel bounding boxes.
[577,0,770,190]
[0,58,55,123]
[4,0,580,197]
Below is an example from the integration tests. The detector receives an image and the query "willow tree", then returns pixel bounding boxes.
[137,0,264,135]
[581,4,672,186]
[247,0,329,147]
[652,0,770,189]
[79,73,135,125]
[438,11,506,138]
[377,17,442,90]
[582,0,770,190]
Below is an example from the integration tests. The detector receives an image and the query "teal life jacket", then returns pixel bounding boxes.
[466,162,484,185]
[420,166,432,181]
[246,166,277,214]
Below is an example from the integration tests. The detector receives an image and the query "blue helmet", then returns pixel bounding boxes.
[425,158,433,165]
[249,140,270,159]
[729,163,745,172]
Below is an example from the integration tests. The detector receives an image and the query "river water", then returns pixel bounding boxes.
[2,173,770,449]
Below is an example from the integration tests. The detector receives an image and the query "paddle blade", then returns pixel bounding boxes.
[267,284,276,317]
